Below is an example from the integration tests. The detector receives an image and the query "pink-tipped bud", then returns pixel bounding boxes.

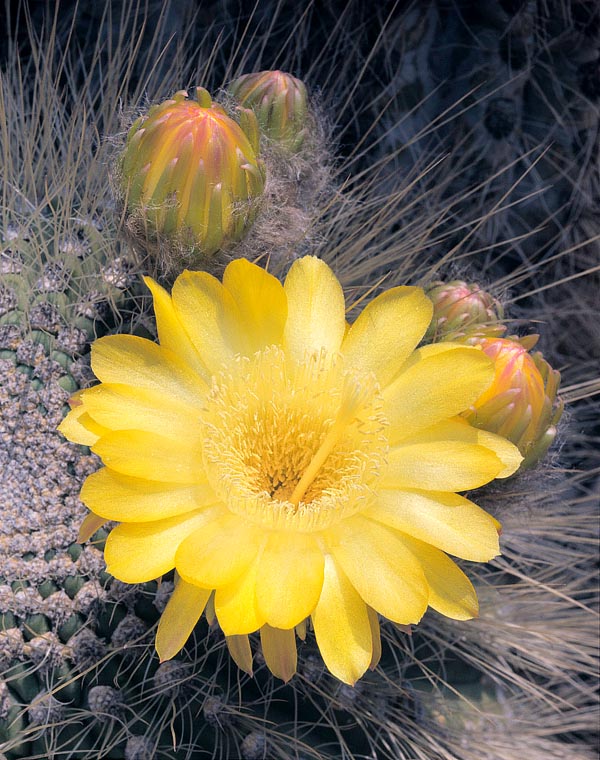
[120,88,265,258]
[462,337,564,469]
[227,70,309,152]
[424,280,506,342]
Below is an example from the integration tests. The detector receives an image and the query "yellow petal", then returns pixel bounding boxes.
[283,256,346,362]
[175,513,262,589]
[311,555,372,686]
[215,556,265,635]
[92,430,205,483]
[204,592,216,625]
[223,258,288,353]
[260,624,297,682]
[144,276,210,380]
[328,516,429,625]
[366,490,500,562]
[255,532,324,629]
[399,535,479,620]
[91,335,208,407]
[383,345,494,444]
[342,287,432,389]
[58,403,108,446]
[383,440,505,491]
[81,382,202,439]
[295,620,307,641]
[104,507,220,583]
[78,512,107,543]
[413,418,522,478]
[226,634,253,676]
[367,607,382,670]
[171,270,244,373]
[155,577,211,661]
[459,423,523,478]
[81,468,216,522]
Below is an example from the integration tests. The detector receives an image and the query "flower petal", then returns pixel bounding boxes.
[342,287,432,388]
[144,276,210,379]
[260,624,297,682]
[223,258,288,353]
[81,468,217,522]
[383,440,505,491]
[311,555,372,686]
[283,256,346,362]
[91,335,208,407]
[58,401,109,446]
[226,635,253,676]
[104,507,220,583]
[171,270,244,373]
[255,532,324,629]
[155,577,211,661]
[175,513,262,588]
[81,383,202,439]
[328,516,429,625]
[412,418,522,478]
[383,345,494,444]
[367,607,382,670]
[92,430,205,483]
[78,513,107,543]
[366,490,500,562]
[215,556,266,635]
[460,424,523,478]
[399,535,479,620]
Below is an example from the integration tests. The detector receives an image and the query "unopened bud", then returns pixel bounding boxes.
[462,337,563,469]
[228,70,310,152]
[424,280,505,342]
[120,88,265,260]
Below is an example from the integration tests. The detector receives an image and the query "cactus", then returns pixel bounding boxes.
[0,3,597,760]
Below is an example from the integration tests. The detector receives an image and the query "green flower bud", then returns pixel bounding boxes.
[228,70,309,152]
[424,280,506,342]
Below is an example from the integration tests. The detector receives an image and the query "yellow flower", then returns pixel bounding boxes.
[59,257,521,685]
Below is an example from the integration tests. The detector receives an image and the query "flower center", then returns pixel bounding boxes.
[200,346,388,531]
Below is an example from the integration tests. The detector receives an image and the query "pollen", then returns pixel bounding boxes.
[200,346,389,531]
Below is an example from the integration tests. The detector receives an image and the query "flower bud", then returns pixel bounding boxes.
[424,280,505,342]
[461,337,564,469]
[227,70,309,152]
[120,88,265,258]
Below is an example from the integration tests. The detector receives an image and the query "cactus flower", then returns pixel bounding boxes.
[425,280,506,342]
[462,337,563,469]
[120,88,265,256]
[59,257,522,685]
[228,70,309,152]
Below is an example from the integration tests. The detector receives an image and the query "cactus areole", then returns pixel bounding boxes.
[120,88,265,255]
